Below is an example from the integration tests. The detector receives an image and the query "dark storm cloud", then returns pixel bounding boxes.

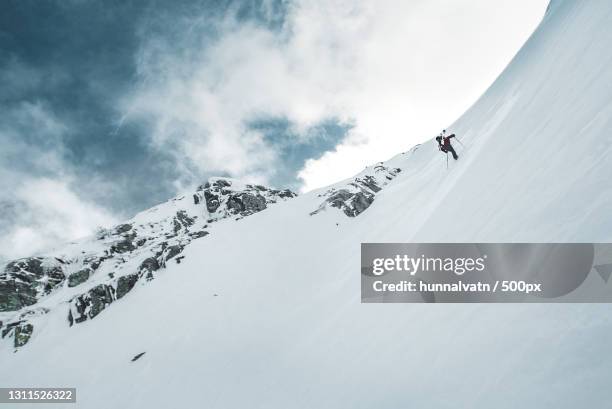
[1,0,177,214]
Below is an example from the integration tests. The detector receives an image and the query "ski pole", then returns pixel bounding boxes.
[446,152,449,169]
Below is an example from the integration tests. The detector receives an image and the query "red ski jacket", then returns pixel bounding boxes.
[442,134,455,147]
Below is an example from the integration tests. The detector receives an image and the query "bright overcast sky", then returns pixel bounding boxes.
[292,0,550,190]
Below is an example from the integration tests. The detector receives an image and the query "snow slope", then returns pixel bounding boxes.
[2,0,612,408]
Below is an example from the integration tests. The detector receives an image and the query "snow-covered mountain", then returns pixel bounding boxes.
[2,1,612,407]
[0,178,297,344]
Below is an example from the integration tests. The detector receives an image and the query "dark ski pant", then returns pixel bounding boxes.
[442,145,458,160]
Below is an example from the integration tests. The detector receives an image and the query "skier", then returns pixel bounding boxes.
[435,130,458,160]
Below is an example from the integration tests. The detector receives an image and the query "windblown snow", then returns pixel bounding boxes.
[2,1,612,408]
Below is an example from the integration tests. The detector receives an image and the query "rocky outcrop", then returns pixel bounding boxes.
[0,257,66,311]
[66,255,108,288]
[115,223,133,234]
[69,284,116,325]
[68,269,91,287]
[2,176,297,348]
[68,269,145,325]
[139,257,160,275]
[227,192,267,215]
[326,189,375,217]
[0,308,48,348]
[311,164,401,217]
[110,232,137,254]
[203,190,221,213]
[189,230,209,239]
[193,178,297,221]
[173,210,195,233]
[116,274,139,299]
[1,321,33,348]
[13,322,33,348]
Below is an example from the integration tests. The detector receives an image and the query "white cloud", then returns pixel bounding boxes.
[0,178,118,261]
[125,0,548,192]
[0,102,119,262]
[286,0,550,190]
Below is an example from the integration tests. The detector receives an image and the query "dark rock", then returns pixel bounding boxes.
[87,285,115,319]
[189,230,209,239]
[1,321,19,339]
[173,210,195,233]
[131,352,146,362]
[213,179,231,188]
[139,257,160,274]
[116,224,133,234]
[164,245,184,262]
[227,193,267,215]
[176,210,194,225]
[278,189,297,198]
[68,269,91,287]
[197,179,294,219]
[349,192,374,216]
[326,189,375,217]
[326,189,352,208]
[138,257,160,281]
[87,256,107,271]
[0,257,65,311]
[0,280,36,312]
[71,284,115,323]
[110,234,136,253]
[311,165,400,218]
[42,266,65,294]
[356,175,381,192]
[204,191,221,213]
[1,321,33,348]
[14,323,33,348]
[5,258,42,275]
[116,274,139,299]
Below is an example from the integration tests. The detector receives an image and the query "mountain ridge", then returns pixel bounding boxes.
[0,161,404,350]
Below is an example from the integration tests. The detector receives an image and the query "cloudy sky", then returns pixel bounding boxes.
[0,0,548,261]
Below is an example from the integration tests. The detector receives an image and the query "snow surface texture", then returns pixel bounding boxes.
[2,0,612,407]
